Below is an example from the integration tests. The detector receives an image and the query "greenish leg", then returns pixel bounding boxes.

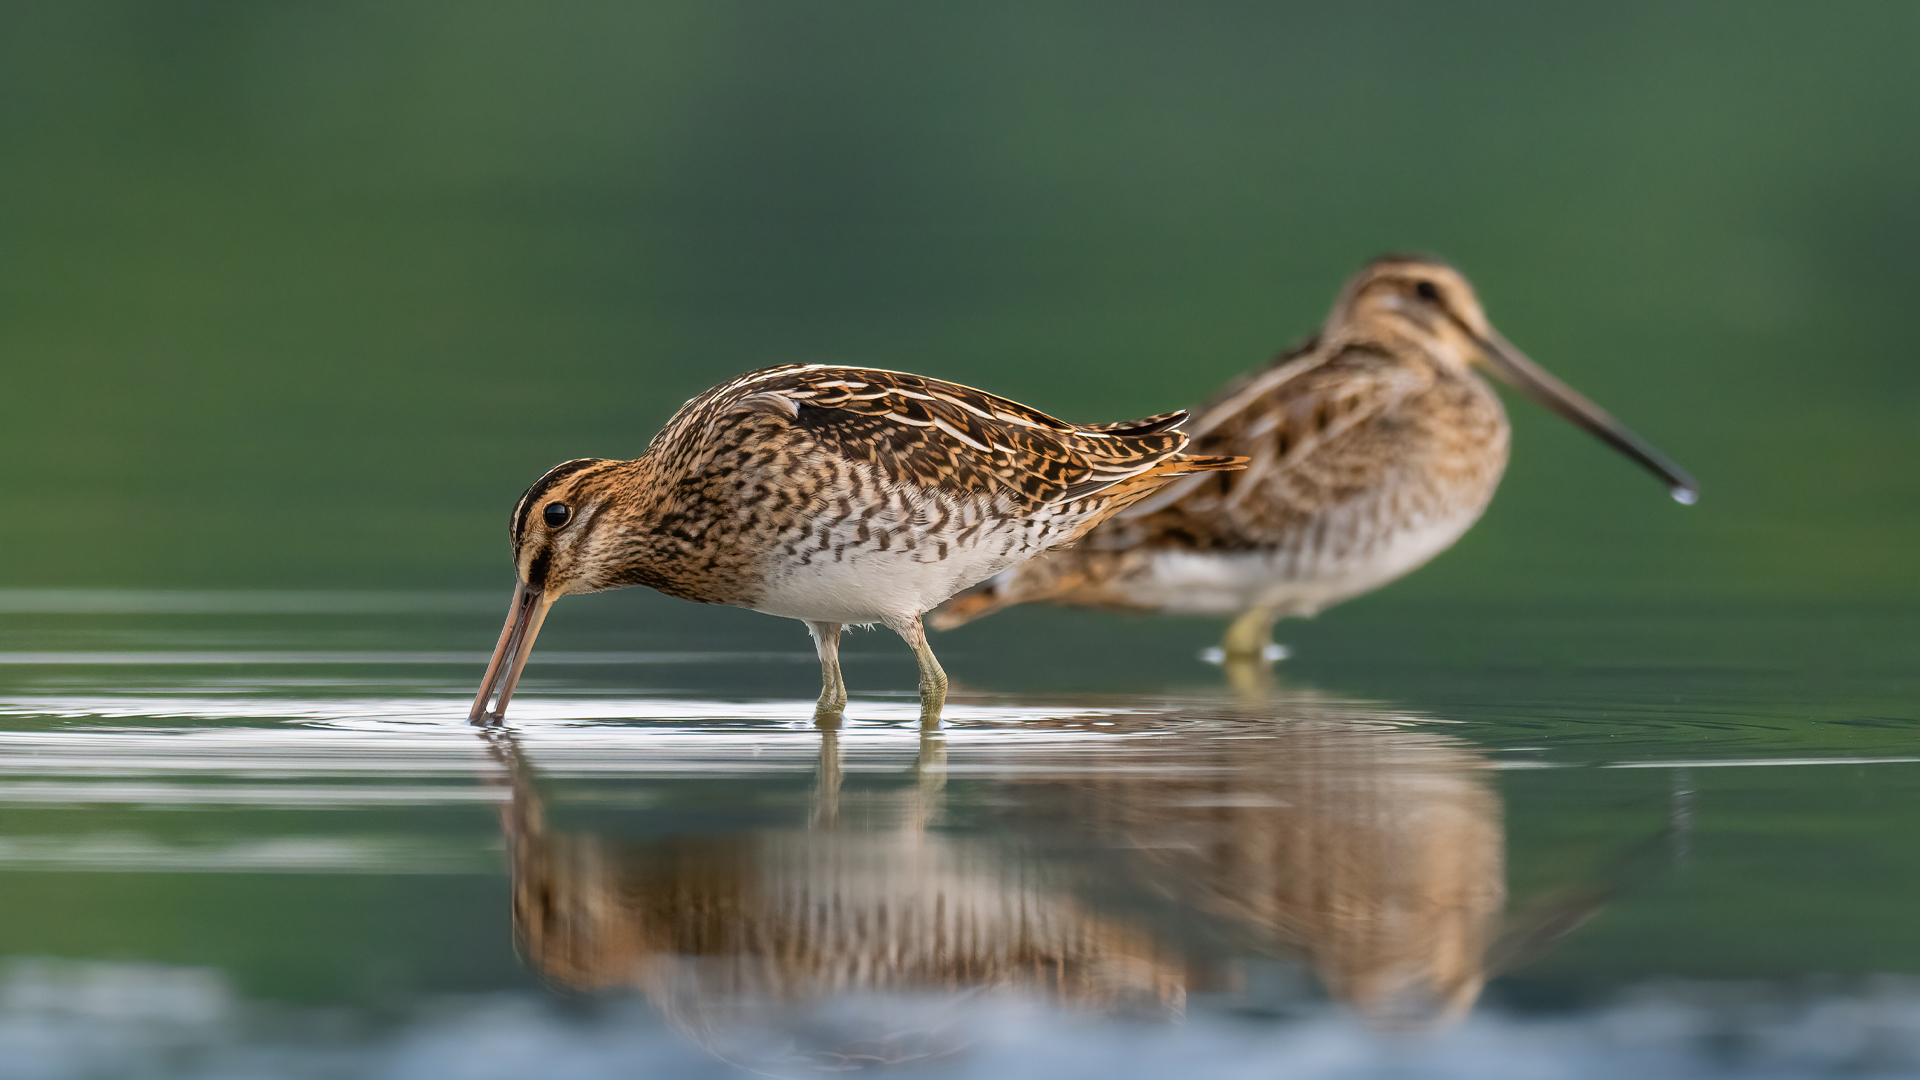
[1223,651,1276,700]
[1221,604,1281,663]
[885,614,949,725]
[807,621,847,723]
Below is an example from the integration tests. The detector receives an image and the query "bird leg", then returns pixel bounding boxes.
[884,613,948,725]
[806,621,847,723]
[1221,604,1281,663]
[1223,650,1277,700]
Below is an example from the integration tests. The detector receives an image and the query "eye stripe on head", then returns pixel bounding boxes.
[511,458,607,544]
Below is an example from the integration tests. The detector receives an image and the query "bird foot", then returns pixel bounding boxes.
[1199,644,1290,665]
[916,681,948,727]
[814,694,847,728]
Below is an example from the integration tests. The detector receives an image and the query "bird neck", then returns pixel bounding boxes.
[579,455,747,602]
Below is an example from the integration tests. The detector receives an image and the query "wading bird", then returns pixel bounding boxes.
[469,364,1241,725]
[933,257,1697,663]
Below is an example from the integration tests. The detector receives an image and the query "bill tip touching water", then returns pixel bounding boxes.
[468,364,1243,725]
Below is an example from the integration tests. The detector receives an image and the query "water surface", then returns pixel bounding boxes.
[0,592,1916,1078]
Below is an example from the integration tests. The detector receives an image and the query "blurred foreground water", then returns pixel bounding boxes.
[0,591,1916,1079]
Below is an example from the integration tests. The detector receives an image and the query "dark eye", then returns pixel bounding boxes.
[1414,280,1440,301]
[543,502,572,528]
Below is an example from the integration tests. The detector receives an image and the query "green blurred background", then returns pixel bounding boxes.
[3,1,1916,601]
[2,5,1919,1038]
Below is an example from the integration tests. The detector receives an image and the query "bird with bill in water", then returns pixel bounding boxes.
[932,256,1698,665]
[469,364,1242,726]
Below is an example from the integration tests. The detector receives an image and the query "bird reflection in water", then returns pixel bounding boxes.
[481,698,1663,1071]
[486,726,1183,1073]
[1005,708,1504,1026]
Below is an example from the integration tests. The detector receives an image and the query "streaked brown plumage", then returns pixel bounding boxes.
[933,257,1698,662]
[469,364,1242,724]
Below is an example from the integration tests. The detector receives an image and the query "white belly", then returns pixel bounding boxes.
[1122,510,1482,618]
[752,545,1025,624]
[749,491,1070,625]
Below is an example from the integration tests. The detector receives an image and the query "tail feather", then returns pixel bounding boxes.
[1072,453,1245,512]
[1152,453,1245,477]
[934,453,1245,633]
[1059,451,1247,501]
[1079,410,1189,436]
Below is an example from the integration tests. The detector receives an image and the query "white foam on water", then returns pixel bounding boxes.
[0,692,1186,787]
[1,959,1918,1079]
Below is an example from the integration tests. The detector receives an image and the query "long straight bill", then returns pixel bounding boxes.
[469,581,554,724]
[1474,330,1699,504]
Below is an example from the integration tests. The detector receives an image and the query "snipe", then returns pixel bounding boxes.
[932,257,1697,663]
[469,364,1241,725]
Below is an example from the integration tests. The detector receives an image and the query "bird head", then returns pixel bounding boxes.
[1336,255,1698,505]
[470,456,625,723]
[507,457,631,598]
[1337,256,1495,371]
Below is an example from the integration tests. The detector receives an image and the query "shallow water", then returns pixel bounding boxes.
[0,591,1917,1079]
